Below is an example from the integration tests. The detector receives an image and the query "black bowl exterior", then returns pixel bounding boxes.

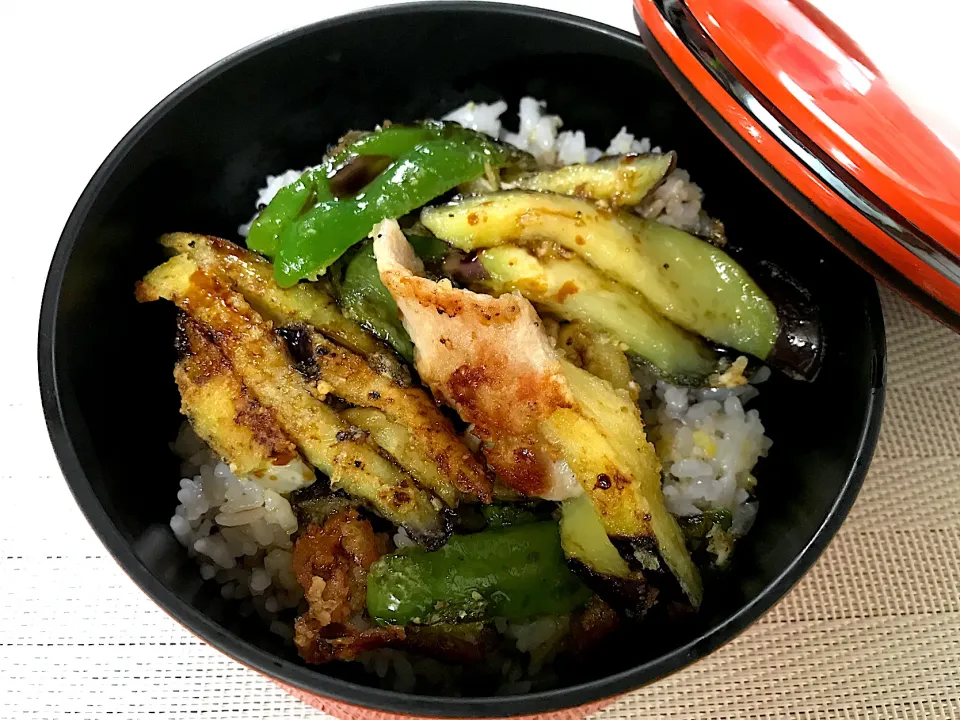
[38,3,885,717]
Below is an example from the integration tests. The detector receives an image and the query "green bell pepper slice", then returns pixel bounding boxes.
[338,240,414,362]
[366,521,592,626]
[246,122,510,259]
[246,129,436,258]
[274,137,502,286]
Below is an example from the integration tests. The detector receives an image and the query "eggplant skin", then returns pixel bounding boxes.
[173,313,300,475]
[559,492,660,616]
[289,481,358,528]
[511,152,677,206]
[566,559,657,619]
[137,254,451,549]
[403,508,455,551]
[753,258,824,382]
[287,480,451,552]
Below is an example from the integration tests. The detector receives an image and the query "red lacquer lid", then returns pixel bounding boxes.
[636,0,960,328]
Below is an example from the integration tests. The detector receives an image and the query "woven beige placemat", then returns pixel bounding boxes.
[591,285,960,719]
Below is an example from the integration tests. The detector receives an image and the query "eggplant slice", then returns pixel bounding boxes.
[161,232,406,378]
[175,313,306,478]
[136,254,451,549]
[510,152,676,206]
[422,191,779,362]
[278,323,492,505]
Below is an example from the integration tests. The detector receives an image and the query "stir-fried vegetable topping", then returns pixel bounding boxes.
[371,220,702,607]
[138,107,820,674]
[477,244,717,381]
[247,123,476,257]
[337,241,414,362]
[137,254,453,549]
[511,152,676,206]
[422,191,780,360]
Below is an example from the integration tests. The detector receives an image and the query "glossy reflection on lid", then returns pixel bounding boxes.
[684,0,960,255]
[637,0,960,326]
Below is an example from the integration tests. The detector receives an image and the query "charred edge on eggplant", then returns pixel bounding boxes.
[404,507,455,552]
[277,324,319,377]
[566,559,657,620]
[765,263,824,382]
[366,350,414,387]
[610,536,696,607]
[731,256,824,381]
[280,322,413,388]
[288,479,350,527]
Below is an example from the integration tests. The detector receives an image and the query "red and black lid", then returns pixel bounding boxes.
[636,0,960,328]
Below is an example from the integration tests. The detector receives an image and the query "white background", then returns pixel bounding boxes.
[1,1,956,718]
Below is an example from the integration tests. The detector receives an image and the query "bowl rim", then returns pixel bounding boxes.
[37,1,887,716]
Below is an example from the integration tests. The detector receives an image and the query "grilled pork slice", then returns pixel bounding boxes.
[374,219,579,500]
[136,254,451,549]
[373,219,701,606]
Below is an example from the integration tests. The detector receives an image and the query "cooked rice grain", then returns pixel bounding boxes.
[645,377,769,534]
[170,428,303,617]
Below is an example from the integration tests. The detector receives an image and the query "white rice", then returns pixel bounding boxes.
[605,126,653,156]
[237,97,706,237]
[644,373,770,537]
[169,427,303,625]
[442,99,509,139]
[392,526,418,549]
[637,167,706,232]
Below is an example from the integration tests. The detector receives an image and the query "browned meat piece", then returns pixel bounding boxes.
[291,509,404,663]
[403,623,498,664]
[567,596,621,655]
[373,219,580,501]
[290,509,499,665]
[294,622,405,664]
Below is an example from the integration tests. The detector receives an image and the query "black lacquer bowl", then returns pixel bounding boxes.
[38,3,885,717]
